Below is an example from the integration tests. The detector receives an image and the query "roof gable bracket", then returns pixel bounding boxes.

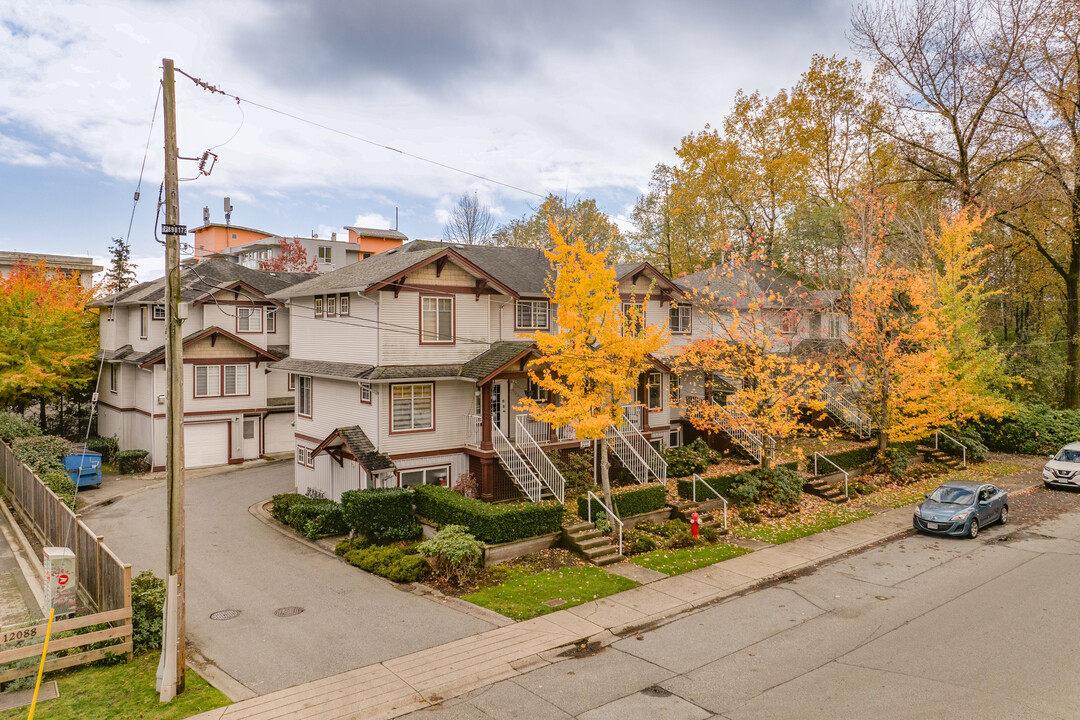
[435,256,448,278]
[210,335,217,348]
[474,278,487,300]
[393,276,407,298]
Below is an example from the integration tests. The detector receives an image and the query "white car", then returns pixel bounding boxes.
[1043,442,1080,489]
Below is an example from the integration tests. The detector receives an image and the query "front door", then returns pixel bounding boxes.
[491,380,508,435]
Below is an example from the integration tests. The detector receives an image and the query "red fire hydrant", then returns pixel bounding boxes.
[690,511,700,538]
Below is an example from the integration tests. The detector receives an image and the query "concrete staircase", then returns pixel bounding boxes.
[803,473,849,504]
[563,520,622,567]
[920,444,965,469]
[669,499,730,532]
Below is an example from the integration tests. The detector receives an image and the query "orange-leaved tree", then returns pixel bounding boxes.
[0,260,98,425]
[897,206,1015,436]
[674,256,833,468]
[518,222,668,511]
[258,238,318,273]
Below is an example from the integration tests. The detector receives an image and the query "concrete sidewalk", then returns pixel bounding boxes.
[192,503,925,720]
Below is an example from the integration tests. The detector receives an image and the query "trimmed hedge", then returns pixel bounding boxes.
[42,471,76,509]
[728,466,803,507]
[577,482,667,520]
[413,484,563,544]
[806,445,877,473]
[344,546,428,583]
[0,413,40,445]
[340,488,421,542]
[271,493,348,539]
[117,449,150,474]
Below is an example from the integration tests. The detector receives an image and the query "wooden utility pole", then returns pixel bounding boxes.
[161,57,186,699]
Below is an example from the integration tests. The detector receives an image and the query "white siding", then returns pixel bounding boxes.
[264,413,294,454]
[289,294,377,365]
[378,291,489,365]
[392,453,469,489]
[379,380,474,456]
[293,377,362,442]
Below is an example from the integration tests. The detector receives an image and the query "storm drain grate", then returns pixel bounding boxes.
[210,609,241,621]
[274,606,305,617]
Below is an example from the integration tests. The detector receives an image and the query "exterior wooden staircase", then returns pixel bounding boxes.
[563,520,622,566]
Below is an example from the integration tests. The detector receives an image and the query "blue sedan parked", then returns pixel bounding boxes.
[913,481,1008,539]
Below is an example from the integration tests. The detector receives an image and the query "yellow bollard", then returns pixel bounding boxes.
[27,608,55,720]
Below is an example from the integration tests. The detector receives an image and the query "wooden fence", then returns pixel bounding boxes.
[0,440,132,676]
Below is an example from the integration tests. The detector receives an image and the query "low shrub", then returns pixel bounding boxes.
[340,488,420,542]
[413,485,563,544]
[12,435,72,475]
[576,483,666,520]
[665,529,697,549]
[116,449,150,474]
[416,524,483,586]
[345,546,428,583]
[271,493,305,523]
[0,412,40,444]
[283,497,348,539]
[334,537,371,556]
[623,528,660,554]
[548,450,594,494]
[85,435,119,463]
[729,466,803,508]
[975,403,1080,456]
[806,445,878,473]
[700,525,720,543]
[936,428,989,463]
[42,471,76,509]
[131,570,166,654]
[655,518,692,538]
[739,506,762,523]
[662,445,708,478]
[879,445,914,479]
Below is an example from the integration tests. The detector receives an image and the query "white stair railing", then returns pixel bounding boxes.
[933,429,967,468]
[619,408,667,484]
[604,423,651,484]
[514,416,565,503]
[586,491,623,556]
[710,399,774,464]
[691,473,728,529]
[821,388,873,438]
[621,403,643,429]
[491,420,543,502]
[464,413,482,448]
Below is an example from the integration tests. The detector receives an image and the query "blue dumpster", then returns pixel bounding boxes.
[63,451,102,488]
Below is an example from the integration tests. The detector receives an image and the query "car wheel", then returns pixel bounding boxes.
[968,518,979,539]
[999,505,1008,525]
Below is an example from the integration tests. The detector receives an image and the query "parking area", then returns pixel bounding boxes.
[81,461,497,696]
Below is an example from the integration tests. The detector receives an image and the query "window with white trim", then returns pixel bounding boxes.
[399,465,449,487]
[223,364,249,396]
[420,296,454,343]
[288,373,296,391]
[296,446,314,468]
[516,300,549,329]
[237,307,263,333]
[314,296,324,317]
[194,365,221,398]
[392,383,433,432]
[318,246,332,264]
[622,302,644,335]
[139,306,148,339]
[670,374,680,402]
[266,308,277,333]
[824,312,841,338]
[109,363,118,393]
[339,294,350,316]
[526,378,549,403]
[668,426,682,448]
[669,305,691,333]
[326,295,336,316]
[780,311,799,334]
[360,383,371,403]
[152,304,166,320]
[646,371,663,410]
[297,375,313,417]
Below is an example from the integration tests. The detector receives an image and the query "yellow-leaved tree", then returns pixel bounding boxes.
[518,223,668,511]
[673,257,833,468]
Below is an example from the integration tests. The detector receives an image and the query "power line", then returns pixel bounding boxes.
[173,67,548,201]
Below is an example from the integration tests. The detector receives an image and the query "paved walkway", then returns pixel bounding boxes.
[192,504,920,720]
[0,501,43,629]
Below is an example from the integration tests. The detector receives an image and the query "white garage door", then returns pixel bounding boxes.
[184,422,229,468]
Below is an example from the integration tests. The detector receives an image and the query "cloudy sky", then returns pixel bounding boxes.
[0,0,854,281]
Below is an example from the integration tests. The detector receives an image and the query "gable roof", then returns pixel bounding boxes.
[89,258,315,308]
[137,326,283,368]
[613,262,684,295]
[676,262,836,310]
[312,426,395,473]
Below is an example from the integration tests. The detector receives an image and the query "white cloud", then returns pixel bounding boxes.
[351,213,394,230]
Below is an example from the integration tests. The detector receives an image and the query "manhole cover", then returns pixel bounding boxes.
[542,598,566,608]
[210,609,240,621]
[274,606,305,617]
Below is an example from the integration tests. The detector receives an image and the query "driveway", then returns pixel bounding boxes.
[82,461,496,696]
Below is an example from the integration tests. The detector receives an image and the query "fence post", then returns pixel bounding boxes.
[96,536,104,613]
[122,563,132,659]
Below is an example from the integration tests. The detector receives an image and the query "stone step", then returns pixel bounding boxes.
[593,553,624,567]
[564,521,593,534]
[582,544,618,559]
[576,536,611,550]
[569,529,601,542]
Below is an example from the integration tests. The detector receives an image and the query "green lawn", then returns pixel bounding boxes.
[629,542,752,575]
[0,653,230,720]
[463,566,639,620]
[735,506,874,545]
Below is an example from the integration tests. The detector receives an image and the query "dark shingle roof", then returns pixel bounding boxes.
[269,243,445,298]
[344,227,409,241]
[269,358,374,380]
[267,345,289,360]
[98,345,135,362]
[337,426,395,472]
[365,364,465,381]
[460,341,535,380]
[676,262,835,310]
[90,258,315,308]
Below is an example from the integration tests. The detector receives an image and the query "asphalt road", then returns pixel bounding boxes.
[82,461,496,696]
[404,488,1080,720]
